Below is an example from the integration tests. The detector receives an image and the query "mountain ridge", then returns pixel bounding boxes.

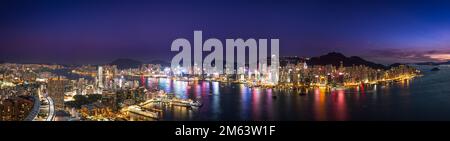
[110,58,142,69]
[307,52,388,70]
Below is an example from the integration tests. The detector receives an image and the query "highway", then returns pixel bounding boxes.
[45,97,55,121]
[32,85,55,121]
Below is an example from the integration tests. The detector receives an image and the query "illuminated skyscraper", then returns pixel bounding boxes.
[48,77,67,110]
[98,66,103,89]
[270,54,279,85]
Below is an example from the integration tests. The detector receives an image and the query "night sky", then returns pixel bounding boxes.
[1,0,450,64]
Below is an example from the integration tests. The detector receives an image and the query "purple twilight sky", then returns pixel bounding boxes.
[1,0,450,64]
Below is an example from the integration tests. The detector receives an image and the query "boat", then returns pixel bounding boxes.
[190,101,203,107]
[170,98,203,107]
[127,106,160,119]
[191,97,203,107]
[170,99,191,107]
[431,67,440,71]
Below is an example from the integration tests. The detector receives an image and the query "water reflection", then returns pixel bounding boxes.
[250,88,258,120]
[332,89,347,121]
[313,87,326,121]
[139,73,423,121]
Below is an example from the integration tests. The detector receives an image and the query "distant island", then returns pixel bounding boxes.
[416,61,450,66]
[431,67,440,71]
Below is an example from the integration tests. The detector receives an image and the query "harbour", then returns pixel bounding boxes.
[136,66,450,121]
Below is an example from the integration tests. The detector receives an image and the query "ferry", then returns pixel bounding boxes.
[127,105,159,119]
[170,99,191,107]
[190,101,203,107]
[171,99,203,107]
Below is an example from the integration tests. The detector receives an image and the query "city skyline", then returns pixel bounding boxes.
[2,1,450,139]
[2,0,450,64]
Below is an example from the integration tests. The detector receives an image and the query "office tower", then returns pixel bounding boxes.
[48,77,67,110]
[98,66,103,88]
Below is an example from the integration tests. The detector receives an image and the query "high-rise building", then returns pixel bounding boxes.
[97,66,103,89]
[101,90,117,111]
[0,96,34,121]
[270,54,279,85]
[47,77,67,110]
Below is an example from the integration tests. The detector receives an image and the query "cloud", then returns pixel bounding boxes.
[424,53,450,61]
[366,48,450,64]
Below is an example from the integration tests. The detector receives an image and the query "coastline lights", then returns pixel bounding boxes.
[170,31,280,84]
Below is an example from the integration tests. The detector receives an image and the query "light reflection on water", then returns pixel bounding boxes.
[140,66,450,121]
[143,78,379,121]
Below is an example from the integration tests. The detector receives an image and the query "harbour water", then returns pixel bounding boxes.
[144,65,450,121]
